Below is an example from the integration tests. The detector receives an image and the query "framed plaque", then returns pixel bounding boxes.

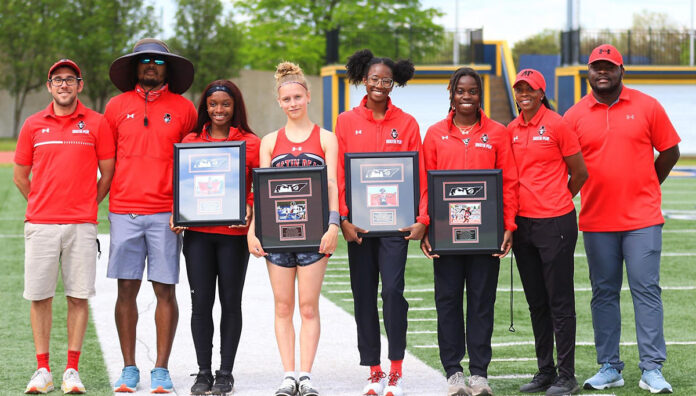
[345,152,419,237]
[173,141,246,227]
[427,170,503,254]
[253,166,329,252]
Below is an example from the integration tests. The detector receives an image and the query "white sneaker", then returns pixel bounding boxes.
[468,375,493,396]
[25,368,54,394]
[275,376,298,396]
[362,371,386,395]
[61,369,86,394]
[448,372,471,396]
[383,372,403,396]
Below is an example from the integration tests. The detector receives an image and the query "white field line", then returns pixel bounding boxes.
[329,252,696,260]
[341,297,424,302]
[413,341,696,348]
[323,281,351,286]
[379,307,436,312]
[326,285,696,294]
[462,357,536,362]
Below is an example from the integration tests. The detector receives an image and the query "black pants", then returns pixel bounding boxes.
[434,254,499,378]
[348,236,409,365]
[513,209,577,378]
[182,230,249,371]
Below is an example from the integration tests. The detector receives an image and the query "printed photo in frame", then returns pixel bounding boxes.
[253,166,328,252]
[427,169,503,254]
[174,141,246,227]
[345,152,419,237]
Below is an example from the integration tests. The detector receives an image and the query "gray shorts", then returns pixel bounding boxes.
[267,251,326,268]
[107,212,181,284]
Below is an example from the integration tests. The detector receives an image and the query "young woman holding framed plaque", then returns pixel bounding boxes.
[335,49,428,396]
[506,69,587,396]
[247,62,339,396]
[173,79,260,395]
[420,67,519,396]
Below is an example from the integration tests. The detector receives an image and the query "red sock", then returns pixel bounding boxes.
[389,359,403,376]
[36,353,50,371]
[370,364,383,374]
[66,350,81,371]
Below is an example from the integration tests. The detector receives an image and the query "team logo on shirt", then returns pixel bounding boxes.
[533,125,550,141]
[513,135,519,142]
[164,113,171,123]
[126,113,135,119]
[72,120,89,134]
[441,135,449,140]
[77,121,85,129]
[355,129,362,135]
[481,134,489,143]
[41,128,50,133]
[291,146,303,152]
[626,114,635,120]
[463,138,470,145]
[475,134,492,149]
[386,128,402,144]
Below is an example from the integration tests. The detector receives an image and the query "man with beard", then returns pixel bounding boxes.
[15,59,115,394]
[104,38,196,393]
[564,44,680,394]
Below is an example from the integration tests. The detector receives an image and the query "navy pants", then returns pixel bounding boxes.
[348,236,409,365]
[434,254,499,377]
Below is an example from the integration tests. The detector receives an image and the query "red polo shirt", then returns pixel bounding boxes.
[104,87,197,214]
[335,96,429,225]
[15,100,115,224]
[182,126,260,236]
[563,86,681,231]
[423,110,519,231]
[507,106,581,218]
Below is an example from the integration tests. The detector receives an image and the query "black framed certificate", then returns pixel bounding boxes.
[345,152,419,237]
[173,141,246,227]
[253,166,329,252]
[427,170,503,254]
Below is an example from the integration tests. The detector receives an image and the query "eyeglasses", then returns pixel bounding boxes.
[367,75,394,88]
[48,77,82,87]
[139,58,166,65]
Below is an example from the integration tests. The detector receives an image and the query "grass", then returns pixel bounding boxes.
[322,174,696,395]
[0,163,693,395]
[0,138,17,151]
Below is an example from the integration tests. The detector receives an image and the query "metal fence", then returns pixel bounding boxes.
[339,28,483,65]
[562,28,693,65]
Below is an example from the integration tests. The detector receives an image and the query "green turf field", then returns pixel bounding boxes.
[321,173,696,395]
[0,163,694,395]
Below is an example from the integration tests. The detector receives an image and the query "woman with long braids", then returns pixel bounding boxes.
[173,79,260,395]
[507,69,587,396]
[247,62,339,396]
[335,49,428,396]
[420,67,519,396]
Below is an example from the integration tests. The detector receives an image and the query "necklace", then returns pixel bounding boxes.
[453,118,476,135]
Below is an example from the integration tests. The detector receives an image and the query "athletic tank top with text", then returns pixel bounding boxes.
[270,124,325,167]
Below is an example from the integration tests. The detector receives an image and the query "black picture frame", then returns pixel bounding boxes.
[345,152,419,237]
[253,166,329,252]
[427,169,503,255]
[173,141,246,227]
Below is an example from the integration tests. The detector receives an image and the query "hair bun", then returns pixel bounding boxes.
[275,61,303,81]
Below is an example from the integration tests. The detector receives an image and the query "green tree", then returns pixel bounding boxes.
[0,0,62,137]
[511,29,560,68]
[169,0,244,100]
[236,0,444,74]
[61,0,161,111]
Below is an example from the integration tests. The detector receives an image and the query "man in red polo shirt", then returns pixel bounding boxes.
[14,59,115,394]
[563,44,680,394]
[104,38,196,393]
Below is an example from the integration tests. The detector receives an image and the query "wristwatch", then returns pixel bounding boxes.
[340,216,349,223]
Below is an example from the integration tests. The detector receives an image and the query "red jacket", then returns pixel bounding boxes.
[423,110,519,231]
[181,125,260,235]
[335,96,429,225]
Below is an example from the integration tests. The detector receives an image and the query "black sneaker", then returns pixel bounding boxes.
[211,370,234,394]
[520,371,557,393]
[298,376,319,396]
[275,376,298,396]
[190,369,214,395]
[546,376,580,396]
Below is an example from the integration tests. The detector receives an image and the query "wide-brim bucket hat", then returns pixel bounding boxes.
[109,38,194,94]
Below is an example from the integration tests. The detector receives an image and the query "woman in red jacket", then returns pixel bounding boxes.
[336,49,428,396]
[248,62,339,396]
[507,69,587,396]
[420,67,518,396]
[174,79,260,395]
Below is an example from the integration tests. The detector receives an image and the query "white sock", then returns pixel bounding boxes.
[299,372,311,381]
[284,371,296,379]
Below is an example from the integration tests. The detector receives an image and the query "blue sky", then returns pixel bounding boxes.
[155,0,695,45]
